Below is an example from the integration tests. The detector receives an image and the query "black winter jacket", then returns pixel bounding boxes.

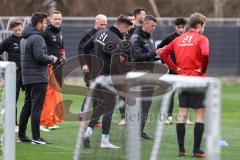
[130,27,156,62]
[83,26,124,77]
[43,25,64,64]
[20,23,53,85]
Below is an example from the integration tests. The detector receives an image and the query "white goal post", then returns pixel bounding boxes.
[73,72,221,160]
[0,62,16,160]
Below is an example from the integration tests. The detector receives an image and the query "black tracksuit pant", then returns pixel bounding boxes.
[167,91,175,117]
[16,69,23,125]
[53,64,62,88]
[88,85,116,135]
[18,83,47,140]
[140,86,154,133]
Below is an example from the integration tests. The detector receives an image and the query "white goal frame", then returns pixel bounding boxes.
[73,72,221,160]
[0,62,16,160]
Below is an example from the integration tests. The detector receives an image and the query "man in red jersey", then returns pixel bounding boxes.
[159,12,209,158]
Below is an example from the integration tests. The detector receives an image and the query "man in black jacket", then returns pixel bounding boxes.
[78,14,107,125]
[79,14,107,80]
[157,17,189,125]
[43,10,65,87]
[82,16,132,149]
[18,12,57,144]
[131,15,161,140]
[0,18,23,131]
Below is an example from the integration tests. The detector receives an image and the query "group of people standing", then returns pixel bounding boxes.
[0,8,209,158]
[0,10,65,144]
[79,9,209,158]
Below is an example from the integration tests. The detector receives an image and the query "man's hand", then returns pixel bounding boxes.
[156,47,165,55]
[59,56,66,65]
[176,67,181,74]
[50,55,58,64]
[82,65,89,73]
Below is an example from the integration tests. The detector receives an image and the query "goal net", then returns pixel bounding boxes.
[0,62,16,160]
[74,71,221,160]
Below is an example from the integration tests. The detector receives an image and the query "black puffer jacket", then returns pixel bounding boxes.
[130,27,156,62]
[21,23,54,85]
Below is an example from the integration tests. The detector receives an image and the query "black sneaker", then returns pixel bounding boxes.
[32,137,50,145]
[192,150,206,158]
[141,132,154,140]
[17,136,32,143]
[83,135,90,148]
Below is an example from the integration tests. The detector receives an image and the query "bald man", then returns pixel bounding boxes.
[78,14,107,127]
[79,14,107,81]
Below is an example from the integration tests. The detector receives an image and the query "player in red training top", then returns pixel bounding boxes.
[159,12,209,158]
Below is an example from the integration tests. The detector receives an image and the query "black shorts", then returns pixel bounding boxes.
[178,90,205,109]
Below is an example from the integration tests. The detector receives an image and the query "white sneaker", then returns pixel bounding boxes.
[118,119,126,126]
[15,126,19,132]
[48,125,60,130]
[164,119,173,125]
[100,142,120,149]
[186,119,194,125]
[40,125,50,132]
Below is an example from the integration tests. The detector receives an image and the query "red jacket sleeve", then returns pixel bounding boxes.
[159,41,178,73]
[199,37,209,73]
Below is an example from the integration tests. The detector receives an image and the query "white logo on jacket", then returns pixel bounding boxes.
[96,32,108,46]
[52,35,57,41]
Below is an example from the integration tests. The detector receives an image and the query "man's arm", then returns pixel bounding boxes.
[0,39,7,55]
[157,37,171,49]
[200,37,209,74]
[81,35,95,64]
[78,32,91,55]
[131,35,155,62]
[32,36,55,65]
[157,33,178,49]
[0,39,8,60]
[159,41,179,73]
[80,34,95,73]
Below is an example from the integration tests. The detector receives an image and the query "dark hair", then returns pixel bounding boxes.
[50,10,62,17]
[174,17,187,26]
[31,12,48,27]
[144,15,157,22]
[133,8,145,17]
[9,18,22,29]
[189,12,207,29]
[120,12,134,17]
[116,16,133,26]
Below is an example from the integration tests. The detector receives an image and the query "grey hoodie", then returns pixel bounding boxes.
[20,23,54,85]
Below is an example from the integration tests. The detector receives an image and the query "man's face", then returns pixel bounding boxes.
[197,23,206,34]
[137,10,146,24]
[127,16,135,27]
[120,25,131,35]
[95,19,107,30]
[175,24,186,35]
[50,13,62,28]
[12,25,23,37]
[200,23,206,34]
[143,20,156,34]
[38,18,48,32]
